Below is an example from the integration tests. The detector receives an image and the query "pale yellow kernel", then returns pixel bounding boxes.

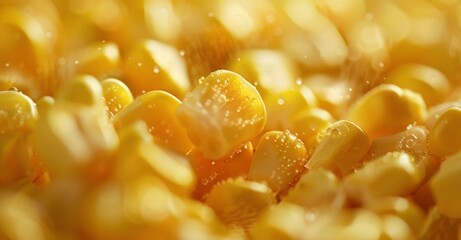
[177,70,266,159]
[306,120,370,177]
[428,107,461,157]
[248,130,307,195]
[348,84,427,139]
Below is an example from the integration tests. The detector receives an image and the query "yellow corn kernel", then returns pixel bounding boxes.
[7,133,50,187]
[113,90,193,155]
[176,70,266,159]
[365,125,439,179]
[348,84,427,139]
[35,96,54,116]
[0,192,52,240]
[81,176,188,240]
[188,142,253,201]
[248,130,307,195]
[205,177,273,229]
[306,120,370,177]
[380,214,414,240]
[428,107,461,157]
[115,121,195,196]
[303,75,352,118]
[123,39,190,98]
[283,0,348,67]
[0,91,38,134]
[228,50,299,95]
[250,202,306,240]
[344,151,425,203]
[75,42,121,79]
[365,197,425,234]
[283,169,340,209]
[100,78,133,118]
[430,151,461,218]
[288,108,334,149]
[263,86,317,131]
[383,63,450,107]
[34,103,118,178]
[0,6,54,99]
[425,100,461,129]
[313,0,366,34]
[56,75,106,108]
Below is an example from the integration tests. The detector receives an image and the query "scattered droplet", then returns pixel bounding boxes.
[153,66,160,74]
[296,78,302,86]
[277,97,285,105]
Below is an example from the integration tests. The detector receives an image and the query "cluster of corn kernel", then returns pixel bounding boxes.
[2,0,461,239]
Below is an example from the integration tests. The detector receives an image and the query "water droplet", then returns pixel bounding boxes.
[137,62,143,67]
[237,58,241,62]
[208,12,214,18]
[153,66,160,74]
[74,60,80,65]
[404,134,418,149]
[296,78,302,86]
[277,98,285,105]
[179,50,185,56]
[4,63,10,67]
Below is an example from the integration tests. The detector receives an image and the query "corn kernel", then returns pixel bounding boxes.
[425,100,461,129]
[250,202,306,240]
[248,130,307,195]
[39,76,115,178]
[365,197,425,234]
[383,63,450,107]
[228,50,299,95]
[115,121,196,196]
[283,0,348,67]
[344,151,425,203]
[283,169,340,209]
[348,84,427,138]
[428,107,461,157]
[380,214,415,240]
[288,108,335,149]
[34,103,118,177]
[113,90,193,155]
[0,192,52,240]
[123,39,190,98]
[35,96,54,115]
[100,78,133,118]
[365,125,439,179]
[56,75,106,108]
[188,142,253,201]
[303,75,352,118]
[306,120,370,177]
[0,6,54,98]
[75,42,121,79]
[177,70,266,159]
[0,91,38,134]
[263,86,317,131]
[430,151,461,218]
[205,177,273,230]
